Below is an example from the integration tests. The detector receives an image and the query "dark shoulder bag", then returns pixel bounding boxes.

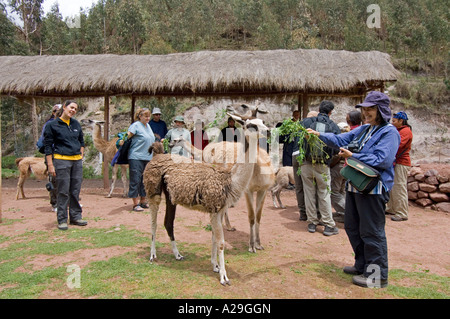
[340,157,380,194]
[339,124,386,194]
[115,137,132,165]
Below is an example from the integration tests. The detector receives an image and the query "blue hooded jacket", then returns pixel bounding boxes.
[319,123,400,191]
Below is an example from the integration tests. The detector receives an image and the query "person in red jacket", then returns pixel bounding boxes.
[386,111,413,221]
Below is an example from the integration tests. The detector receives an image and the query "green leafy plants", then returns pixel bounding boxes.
[272,119,329,175]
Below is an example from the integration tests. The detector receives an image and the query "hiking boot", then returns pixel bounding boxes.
[323,226,339,236]
[391,215,408,221]
[352,274,388,288]
[343,266,362,275]
[70,219,88,226]
[58,223,68,230]
[307,223,316,233]
[299,212,307,221]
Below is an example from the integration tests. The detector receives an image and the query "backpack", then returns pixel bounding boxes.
[112,134,132,166]
[36,119,54,154]
[36,135,45,154]
[303,115,339,165]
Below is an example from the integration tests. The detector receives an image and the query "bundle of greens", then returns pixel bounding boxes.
[272,119,328,175]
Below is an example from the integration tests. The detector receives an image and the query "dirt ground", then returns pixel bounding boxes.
[1,167,449,299]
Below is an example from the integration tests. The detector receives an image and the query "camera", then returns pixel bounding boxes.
[343,140,361,153]
[46,182,54,191]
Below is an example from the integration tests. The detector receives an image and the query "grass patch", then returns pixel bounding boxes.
[290,262,449,299]
[1,226,448,299]
[386,269,450,299]
[78,252,217,298]
[0,226,227,299]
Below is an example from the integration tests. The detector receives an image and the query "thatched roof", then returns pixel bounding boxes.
[0,49,398,98]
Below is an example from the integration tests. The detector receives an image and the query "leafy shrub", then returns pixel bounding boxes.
[1,155,17,170]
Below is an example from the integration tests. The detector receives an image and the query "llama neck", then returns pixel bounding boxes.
[229,134,258,201]
[181,139,202,161]
[92,124,109,153]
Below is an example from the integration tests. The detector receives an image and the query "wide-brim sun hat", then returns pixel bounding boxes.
[173,115,185,123]
[356,91,392,122]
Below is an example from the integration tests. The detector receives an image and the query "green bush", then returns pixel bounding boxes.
[1,155,17,170]
[83,166,102,179]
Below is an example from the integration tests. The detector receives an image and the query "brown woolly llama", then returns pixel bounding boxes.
[169,119,275,253]
[143,125,261,285]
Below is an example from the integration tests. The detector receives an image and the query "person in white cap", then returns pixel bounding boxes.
[149,107,168,141]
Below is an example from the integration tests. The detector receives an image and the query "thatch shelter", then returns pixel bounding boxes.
[0,49,398,98]
[0,49,399,215]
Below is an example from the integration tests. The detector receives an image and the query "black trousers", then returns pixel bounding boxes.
[54,159,83,224]
[344,189,390,280]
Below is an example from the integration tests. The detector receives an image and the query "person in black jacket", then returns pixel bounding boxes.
[300,100,340,236]
[218,117,241,143]
[44,100,86,230]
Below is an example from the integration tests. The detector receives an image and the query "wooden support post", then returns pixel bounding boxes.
[131,95,136,124]
[297,95,302,119]
[103,95,110,189]
[302,93,309,119]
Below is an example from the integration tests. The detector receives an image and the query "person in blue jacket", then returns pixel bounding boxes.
[307,91,400,288]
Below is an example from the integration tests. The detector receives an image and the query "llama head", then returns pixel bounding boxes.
[226,102,268,121]
[80,119,105,128]
[169,136,185,148]
[149,141,165,155]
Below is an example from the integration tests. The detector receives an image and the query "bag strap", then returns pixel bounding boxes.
[355,123,388,152]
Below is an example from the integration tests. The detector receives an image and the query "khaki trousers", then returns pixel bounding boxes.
[300,162,335,227]
[386,164,410,219]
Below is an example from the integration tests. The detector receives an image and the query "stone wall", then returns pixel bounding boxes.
[408,166,450,213]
